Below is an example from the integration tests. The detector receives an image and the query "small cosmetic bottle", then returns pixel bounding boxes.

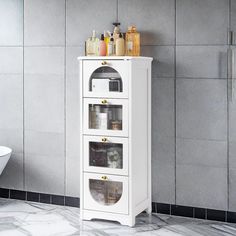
[99,34,107,56]
[104,31,110,55]
[86,30,99,56]
[115,33,125,56]
[107,35,115,56]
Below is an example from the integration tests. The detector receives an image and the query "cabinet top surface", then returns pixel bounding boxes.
[77,56,153,61]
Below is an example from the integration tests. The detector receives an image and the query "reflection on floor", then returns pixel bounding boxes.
[0,198,235,235]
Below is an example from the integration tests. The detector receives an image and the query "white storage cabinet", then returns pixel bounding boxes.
[78,56,152,226]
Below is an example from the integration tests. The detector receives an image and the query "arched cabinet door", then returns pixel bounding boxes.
[83,60,129,98]
[83,173,128,215]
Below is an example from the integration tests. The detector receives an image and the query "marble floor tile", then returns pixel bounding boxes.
[0,199,235,235]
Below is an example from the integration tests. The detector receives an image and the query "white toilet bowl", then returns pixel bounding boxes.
[0,146,12,175]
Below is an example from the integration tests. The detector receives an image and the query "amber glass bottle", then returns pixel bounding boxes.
[125,26,140,56]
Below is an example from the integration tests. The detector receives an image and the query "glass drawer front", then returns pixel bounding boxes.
[89,179,122,206]
[83,136,128,175]
[83,60,129,98]
[89,104,122,130]
[83,173,128,214]
[84,98,128,137]
[90,142,123,169]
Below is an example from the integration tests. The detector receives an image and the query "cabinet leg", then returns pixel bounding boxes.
[146,205,152,214]
[127,216,136,227]
[81,216,93,221]
[145,201,152,215]
[118,216,136,227]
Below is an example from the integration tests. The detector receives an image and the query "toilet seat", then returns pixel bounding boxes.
[0,146,12,157]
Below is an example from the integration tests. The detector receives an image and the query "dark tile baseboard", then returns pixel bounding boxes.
[1,188,234,224]
[0,188,80,208]
[152,202,236,223]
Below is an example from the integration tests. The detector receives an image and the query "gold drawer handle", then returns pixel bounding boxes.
[101,176,108,181]
[101,99,108,104]
[101,61,107,65]
[102,137,108,142]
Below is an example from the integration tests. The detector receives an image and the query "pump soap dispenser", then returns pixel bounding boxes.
[113,22,121,45]
[116,33,125,56]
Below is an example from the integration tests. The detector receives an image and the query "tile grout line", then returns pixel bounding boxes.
[174,136,228,142]
[64,0,67,202]
[0,44,231,47]
[154,77,228,80]
[15,44,231,48]
[227,0,231,215]
[174,0,177,205]
[116,0,119,22]
[175,77,228,80]
[22,0,25,191]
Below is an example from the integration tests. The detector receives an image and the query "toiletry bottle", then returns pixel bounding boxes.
[125,26,140,56]
[98,113,108,130]
[104,31,110,56]
[99,34,107,56]
[89,105,97,128]
[107,35,115,56]
[103,107,112,129]
[85,31,94,56]
[115,33,125,56]
[113,22,121,41]
[94,105,101,129]
[93,31,100,56]
[86,30,99,56]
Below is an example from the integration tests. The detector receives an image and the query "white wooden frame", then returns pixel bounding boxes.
[79,56,153,227]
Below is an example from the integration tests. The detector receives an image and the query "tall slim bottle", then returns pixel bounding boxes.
[99,34,107,56]
[116,33,125,56]
[125,26,140,56]
[104,31,110,56]
[107,36,115,56]
[113,22,121,44]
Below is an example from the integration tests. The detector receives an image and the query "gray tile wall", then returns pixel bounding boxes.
[0,0,235,211]
[229,54,236,210]
[175,0,229,211]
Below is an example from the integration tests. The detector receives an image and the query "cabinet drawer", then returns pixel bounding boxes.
[83,98,128,137]
[83,60,129,99]
[83,135,128,176]
[83,173,128,214]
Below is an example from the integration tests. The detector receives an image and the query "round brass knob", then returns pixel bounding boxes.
[101,176,108,180]
[102,137,108,142]
[101,61,107,65]
[101,99,108,104]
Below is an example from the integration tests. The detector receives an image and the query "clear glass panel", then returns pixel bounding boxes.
[89,142,123,169]
[89,104,122,130]
[89,67,123,93]
[89,179,122,205]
